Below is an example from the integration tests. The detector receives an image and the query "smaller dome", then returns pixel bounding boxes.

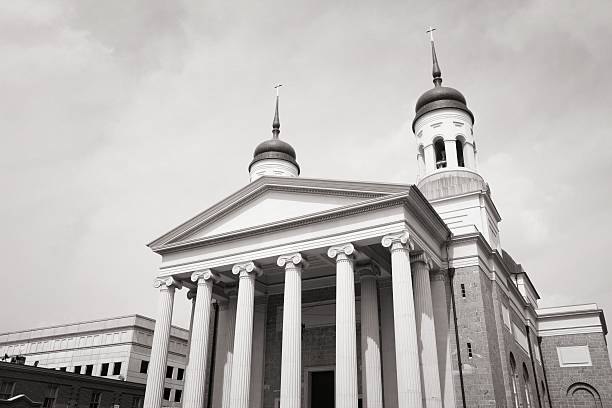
[249,138,300,173]
[413,85,474,130]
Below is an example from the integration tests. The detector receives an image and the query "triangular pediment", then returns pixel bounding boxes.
[149,176,413,251]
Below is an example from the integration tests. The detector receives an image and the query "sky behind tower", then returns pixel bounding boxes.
[1,0,611,357]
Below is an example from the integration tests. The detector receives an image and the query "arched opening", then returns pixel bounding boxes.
[567,382,603,408]
[523,363,532,408]
[455,137,465,167]
[434,138,446,169]
[509,353,519,408]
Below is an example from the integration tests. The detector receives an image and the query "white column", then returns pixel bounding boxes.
[278,253,306,408]
[379,279,399,408]
[411,254,442,408]
[212,290,238,408]
[328,243,359,408]
[430,271,456,408]
[249,300,267,408]
[359,265,384,408]
[229,261,262,408]
[183,270,217,408]
[183,289,197,388]
[144,277,182,408]
[444,139,458,168]
[381,231,422,408]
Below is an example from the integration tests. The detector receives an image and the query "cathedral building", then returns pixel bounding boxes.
[142,39,612,408]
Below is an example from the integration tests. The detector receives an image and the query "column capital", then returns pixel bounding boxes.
[327,243,355,260]
[381,230,414,252]
[191,269,218,284]
[357,263,380,280]
[277,252,308,269]
[153,276,182,290]
[430,270,447,282]
[232,261,262,278]
[409,252,433,269]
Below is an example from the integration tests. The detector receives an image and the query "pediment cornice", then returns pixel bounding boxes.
[148,176,416,251]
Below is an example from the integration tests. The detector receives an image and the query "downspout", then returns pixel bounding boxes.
[207,302,220,408]
[538,337,554,408]
[447,239,467,408]
[525,323,543,408]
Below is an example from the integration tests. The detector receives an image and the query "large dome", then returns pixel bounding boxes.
[413,85,473,129]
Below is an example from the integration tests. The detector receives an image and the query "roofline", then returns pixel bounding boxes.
[536,306,608,336]
[0,314,187,338]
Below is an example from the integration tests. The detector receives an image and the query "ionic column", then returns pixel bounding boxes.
[144,277,182,408]
[183,270,218,408]
[411,253,442,408]
[328,243,358,408]
[381,231,422,408]
[430,271,456,408]
[358,265,384,408]
[229,261,262,408]
[278,253,306,408]
[211,289,237,408]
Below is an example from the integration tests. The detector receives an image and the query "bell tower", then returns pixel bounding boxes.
[413,30,502,251]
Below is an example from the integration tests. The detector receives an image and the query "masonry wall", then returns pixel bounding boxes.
[540,332,612,408]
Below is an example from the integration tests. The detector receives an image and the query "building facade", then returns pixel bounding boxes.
[0,315,188,407]
[138,40,612,408]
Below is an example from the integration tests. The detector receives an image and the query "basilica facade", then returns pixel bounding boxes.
[142,41,612,408]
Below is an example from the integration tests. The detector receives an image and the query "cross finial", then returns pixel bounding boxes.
[274,83,283,97]
[426,26,436,42]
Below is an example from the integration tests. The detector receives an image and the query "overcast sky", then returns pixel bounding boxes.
[1,0,611,354]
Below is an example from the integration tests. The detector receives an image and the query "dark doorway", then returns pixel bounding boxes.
[310,370,334,408]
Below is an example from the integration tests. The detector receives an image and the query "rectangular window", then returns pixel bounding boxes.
[59,367,67,372]
[131,396,142,408]
[100,363,109,376]
[166,366,173,379]
[89,392,101,408]
[467,342,473,358]
[42,385,59,408]
[139,360,149,374]
[176,368,184,381]
[174,389,182,403]
[74,366,82,374]
[460,284,466,298]
[163,388,171,401]
[113,362,122,376]
[85,365,94,376]
[0,381,15,399]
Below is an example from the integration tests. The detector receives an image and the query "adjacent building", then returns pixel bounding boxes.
[0,315,188,407]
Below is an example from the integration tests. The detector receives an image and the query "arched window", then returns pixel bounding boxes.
[509,353,520,408]
[523,363,532,408]
[434,138,446,169]
[455,138,465,167]
[567,382,602,408]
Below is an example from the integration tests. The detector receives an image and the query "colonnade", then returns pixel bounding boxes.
[143,231,453,408]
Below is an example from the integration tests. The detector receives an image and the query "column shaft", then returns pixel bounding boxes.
[431,273,456,408]
[279,257,303,408]
[328,244,358,408]
[360,274,384,408]
[382,233,423,408]
[183,272,215,408]
[144,279,179,408]
[212,295,237,408]
[229,262,260,408]
[412,260,443,408]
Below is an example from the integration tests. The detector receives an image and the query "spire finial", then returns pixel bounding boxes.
[426,26,442,87]
[272,84,282,139]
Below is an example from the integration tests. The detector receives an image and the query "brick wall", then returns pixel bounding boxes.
[540,332,612,408]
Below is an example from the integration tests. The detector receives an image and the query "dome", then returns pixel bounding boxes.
[249,138,300,173]
[413,85,474,129]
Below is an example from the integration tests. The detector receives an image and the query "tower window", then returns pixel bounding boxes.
[456,139,465,167]
[467,342,473,358]
[460,283,466,298]
[434,138,447,169]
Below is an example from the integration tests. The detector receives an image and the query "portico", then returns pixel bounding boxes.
[144,177,457,408]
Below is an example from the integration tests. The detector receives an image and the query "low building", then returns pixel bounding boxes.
[0,361,145,408]
[0,315,187,407]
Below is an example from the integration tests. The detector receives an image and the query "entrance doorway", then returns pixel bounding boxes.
[309,370,334,408]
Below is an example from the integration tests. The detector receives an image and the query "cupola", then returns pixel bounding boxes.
[249,87,300,182]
